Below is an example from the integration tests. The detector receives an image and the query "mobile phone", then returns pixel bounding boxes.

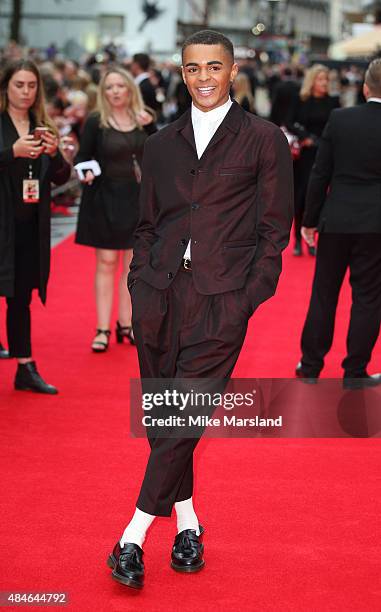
[33,127,50,140]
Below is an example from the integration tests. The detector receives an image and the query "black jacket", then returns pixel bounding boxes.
[139,77,161,112]
[286,94,340,143]
[129,102,293,315]
[0,113,71,302]
[270,80,300,127]
[304,102,381,232]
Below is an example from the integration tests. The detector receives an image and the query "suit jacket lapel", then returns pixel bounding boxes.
[176,110,197,155]
[200,102,242,159]
[176,101,244,159]
[201,123,229,159]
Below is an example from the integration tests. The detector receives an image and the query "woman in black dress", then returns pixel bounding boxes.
[0,60,71,393]
[75,67,155,352]
[286,64,340,256]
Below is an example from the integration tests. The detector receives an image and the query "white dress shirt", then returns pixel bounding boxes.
[367,97,381,103]
[184,97,233,260]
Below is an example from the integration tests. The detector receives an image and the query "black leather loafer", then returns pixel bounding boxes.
[14,361,58,394]
[295,362,318,384]
[107,541,144,589]
[171,525,205,573]
[343,373,381,390]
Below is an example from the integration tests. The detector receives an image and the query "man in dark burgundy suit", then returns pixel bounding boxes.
[107,30,293,589]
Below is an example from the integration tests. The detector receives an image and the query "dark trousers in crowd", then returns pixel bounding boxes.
[6,289,33,358]
[131,267,250,516]
[293,147,316,242]
[6,219,39,359]
[300,233,381,377]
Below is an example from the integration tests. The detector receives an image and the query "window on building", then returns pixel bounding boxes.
[98,14,124,38]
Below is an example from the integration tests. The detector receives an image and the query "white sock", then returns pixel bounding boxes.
[120,507,156,548]
[175,497,200,534]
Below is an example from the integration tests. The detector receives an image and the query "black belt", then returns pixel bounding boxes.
[182,258,192,271]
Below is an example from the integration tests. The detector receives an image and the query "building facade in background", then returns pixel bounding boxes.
[0,0,369,59]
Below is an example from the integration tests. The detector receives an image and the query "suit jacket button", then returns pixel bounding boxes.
[190,169,196,176]
[180,239,187,246]
[167,272,173,279]
[191,203,199,210]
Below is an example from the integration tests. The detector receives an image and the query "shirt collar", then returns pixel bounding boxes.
[367,97,381,103]
[191,97,233,124]
[135,72,151,85]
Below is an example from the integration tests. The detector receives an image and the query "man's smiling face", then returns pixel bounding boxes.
[182,44,238,112]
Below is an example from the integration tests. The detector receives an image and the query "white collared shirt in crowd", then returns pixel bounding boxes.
[135,72,151,85]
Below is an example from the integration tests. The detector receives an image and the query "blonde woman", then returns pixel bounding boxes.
[0,59,70,392]
[232,72,255,113]
[286,64,340,255]
[75,67,156,352]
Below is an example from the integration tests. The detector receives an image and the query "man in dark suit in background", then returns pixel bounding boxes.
[296,58,381,389]
[107,30,293,589]
[269,66,300,127]
[130,52,162,113]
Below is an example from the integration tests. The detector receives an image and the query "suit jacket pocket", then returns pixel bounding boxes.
[216,241,257,281]
[223,239,257,248]
[219,167,253,176]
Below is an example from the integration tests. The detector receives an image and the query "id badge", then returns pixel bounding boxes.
[23,179,40,204]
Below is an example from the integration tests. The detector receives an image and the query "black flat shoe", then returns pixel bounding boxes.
[14,361,58,395]
[0,342,9,359]
[107,541,144,589]
[343,373,381,390]
[91,329,111,353]
[171,525,205,573]
[116,321,135,345]
[295,361,319,384]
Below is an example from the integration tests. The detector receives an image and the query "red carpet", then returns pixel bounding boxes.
[1,237,381,611]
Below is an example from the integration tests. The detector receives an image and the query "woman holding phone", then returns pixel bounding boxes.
[75,67,156,353]
[0,59,70,393]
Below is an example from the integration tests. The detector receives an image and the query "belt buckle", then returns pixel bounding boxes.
[183,258,192,270]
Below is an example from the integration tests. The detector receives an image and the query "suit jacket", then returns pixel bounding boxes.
[129,101,293,314]
[139,77,161,112]
[304,102,381,232]
[270,80,300,127]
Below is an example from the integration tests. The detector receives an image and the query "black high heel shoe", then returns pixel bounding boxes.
[293,239,302,256]
[0,342,9,359]
[92,329,111,353]
[116,321,135,346]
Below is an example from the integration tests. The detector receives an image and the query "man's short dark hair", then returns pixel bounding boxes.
[365,58,381,97]
[182,30,234,62]
[132,53,151,72]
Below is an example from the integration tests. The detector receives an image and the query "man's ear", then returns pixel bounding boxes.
[230,62,239,83]
[363,82,370,99]
[181,65,186,84]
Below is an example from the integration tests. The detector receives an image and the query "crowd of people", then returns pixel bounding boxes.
[0,36,373,395]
